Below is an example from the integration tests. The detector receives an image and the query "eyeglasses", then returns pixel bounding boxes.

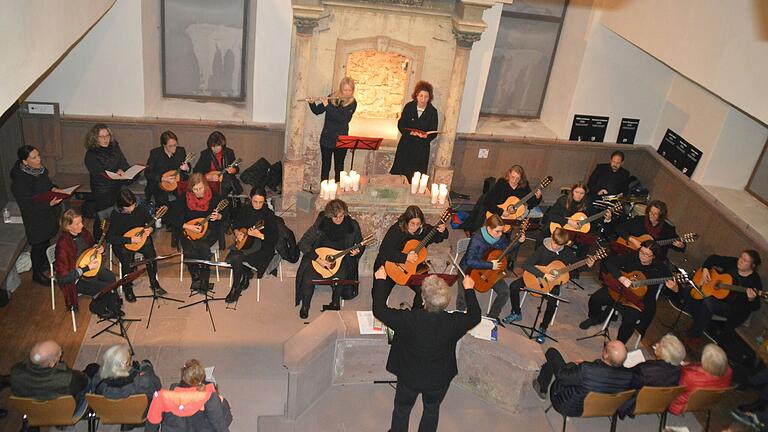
[98,134,111,139]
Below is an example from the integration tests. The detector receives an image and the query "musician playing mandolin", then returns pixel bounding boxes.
[483,165,543,220]
[687,250,763,338]
[193,131,241,199]
[180,174,225,294]
[295,199,364,319]
[224,187,278,304]
[615,200,685,260]
[455,214,525,322]
[579,240,677,343]
[107,189,165,302]
[375,206,448,311]
[144,131,189,247]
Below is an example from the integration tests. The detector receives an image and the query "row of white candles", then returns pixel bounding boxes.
[320,171,361,200]
[411,172,448,204]
[431,183,449,205]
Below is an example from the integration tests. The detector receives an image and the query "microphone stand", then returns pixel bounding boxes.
[178,259,232,331]
[132,253,184,328]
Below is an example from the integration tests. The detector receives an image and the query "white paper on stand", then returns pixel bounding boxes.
[105,165,145,180]
[204,366,216,384]
[357,311,386,334]
[623,349,645,368]
[468,316,498,341]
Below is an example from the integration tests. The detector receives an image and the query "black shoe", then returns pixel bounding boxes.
[225,290,240,304]
[150,281,168,296]
[532,378,547,401]
[579,318,600,330]
[32,273,51,286]
[299,305,309,319]
[124,285,136,303]
[322,302,341,311]
[239,271,252,291]
[189,280,202,293]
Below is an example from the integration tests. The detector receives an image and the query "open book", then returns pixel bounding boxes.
[105,165,145,180]
[404,128,441,135]
[32,185,80,203]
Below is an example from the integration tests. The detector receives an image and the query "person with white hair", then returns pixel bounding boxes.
[95,344,161,405]
[669,343,733,415]
[372,267,481,432]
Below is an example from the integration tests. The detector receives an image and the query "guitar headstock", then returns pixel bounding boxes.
[759,291,768,301]
[518,218,531,235]
[254,220,265,230]
[591,247,609,261]
[361,233,377,246]
[672,273,690,285]
[155,205,169,219]
[215,200,229,212]
[99,219,111,243]
[231,158,243,167]
[185,152,197,163]
[438,208,453,224]
[539,176,554,189]
[611,201,623,213]
[680,233,699,243]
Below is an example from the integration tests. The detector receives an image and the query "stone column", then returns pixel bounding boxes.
[282,13,321,211]
[432,29,482,188]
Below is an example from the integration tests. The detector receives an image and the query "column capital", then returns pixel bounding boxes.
[294,16,319,35]
[452,28,482,49]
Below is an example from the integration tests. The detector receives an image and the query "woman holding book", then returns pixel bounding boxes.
[390,81,439,182]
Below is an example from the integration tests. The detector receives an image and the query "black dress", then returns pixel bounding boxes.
[226,204,278,284]
[145,145,188,205]
[390,101,439,180]
[193,147,241,197]
[84,141,130,212]
[179,192,226,286]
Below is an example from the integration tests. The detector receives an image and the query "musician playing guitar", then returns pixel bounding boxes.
[455,214,525,322]
[687,250,763,338]
[144,131,190,248]
[376,206,448,310]
[483,165,543,221]
[224,187,278,304]
[505,228,594,344]
[295,199,365,319]
[106,189,166,302]
[614,200,685,260]
[579,240,678,343]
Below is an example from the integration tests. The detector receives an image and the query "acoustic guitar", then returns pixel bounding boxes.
[123,206,168,252]
[312,234,376,279]
[77,220,110,278]
[486,176,553,232]
[183,200,229,240]
[605,271,687,311]
[160,152,196,192]
[384,208,452,286]
[469,219,529,293]
[206,157,242,182]
[689,268,768,301]
[234,220,265,250]
[521,247,609,296]
[549,202,622,235]
[614,232,698,252]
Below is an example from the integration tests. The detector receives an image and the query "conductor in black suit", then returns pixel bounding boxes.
[372,266,481,432]
[586,150,631,199]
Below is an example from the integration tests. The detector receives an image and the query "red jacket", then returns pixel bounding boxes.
[54,230,94,308]
[668,363,732,415]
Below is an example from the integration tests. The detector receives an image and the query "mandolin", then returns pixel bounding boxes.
[206,157,242,182]
[160,152,196,192]
[469,219,530,293]
[312,234,376,279]
[234,220,265,250]
[521,247,609,296]
[77,220,110,278]
[549,202,622,235]
[615,232,699,252]
[487,176,553,232]
[689,268,767,301]
[184,200,229,240]
[604,271,688,311]
[123,206,167,252]
[384,208,452,286]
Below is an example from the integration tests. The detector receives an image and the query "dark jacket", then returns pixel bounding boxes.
[193,148,238,175]
[615,215,684,259]
[618,360,681,416]
[459,229,513,273]
[84,141,130,210]
[542,194,610,235]
[587,163,631,198]
[145,146,188,201]
[522,239,578,278]
[9,163,59,244]
[309,99,357,149]
[550,359,635,417]
[390,101,439,179]
[602,253,672,313]
[146,382,232,432]
[374,221,449,270]
[482,178,542,216]
[295,213,364,304]
[228,205,278,276]
[180,192,226,243]
[55,229,95,308]
[10,359,88,401]
[95,360,161,403]
[702,254,763,313]
[372,278,481,390]
[107,203,153,247]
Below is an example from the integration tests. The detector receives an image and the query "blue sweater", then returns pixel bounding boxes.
[459,230,515,272]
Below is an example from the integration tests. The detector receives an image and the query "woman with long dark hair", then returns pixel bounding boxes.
[390,81,439,181]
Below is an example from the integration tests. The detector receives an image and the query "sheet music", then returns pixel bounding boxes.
[623,349,645,368]
[59,185,80,195]
[468,316,498,341]
[205,366,216,384]
[357,311,385,334]
[105,165,145,180]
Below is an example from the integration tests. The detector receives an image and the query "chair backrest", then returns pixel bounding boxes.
[265,253,281,275]
[633,386,686,415]
[582,390,637,418]
[86,393,148,425]
[456,237,471,256]
[46,244,57,265]
[8,395,79,427]
[683,386,736,413]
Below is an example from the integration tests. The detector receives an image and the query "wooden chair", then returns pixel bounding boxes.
[549,389,636,432]
[630,385,686,431]
[676,386,736,431]
[86,393,148,430]
[8,395,88,430]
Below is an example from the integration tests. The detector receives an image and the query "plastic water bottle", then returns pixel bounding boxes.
[3,207,11,223]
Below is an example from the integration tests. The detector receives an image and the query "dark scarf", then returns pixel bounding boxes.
[91,142,122,167]
[644,216,663,239]
[319,215,352,242]
[19,161,46,177]
[186,188,213,212]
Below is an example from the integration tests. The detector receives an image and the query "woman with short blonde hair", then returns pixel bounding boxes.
[669,343,733,415]
[307,77,357,182]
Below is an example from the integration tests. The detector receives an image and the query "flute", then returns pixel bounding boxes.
[298,96,353,102]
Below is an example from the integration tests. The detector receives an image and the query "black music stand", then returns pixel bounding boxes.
[132,253,184,328]
[91,269,146,355]
[577,283,625,344]
[336,135,383,168]
[310,279,359,313]
[179,259,231,332]
[510,286,570,343]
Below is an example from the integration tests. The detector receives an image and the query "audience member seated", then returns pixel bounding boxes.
[146,359,232,432]
[95,344,161,406]
[618,333,686,417]
[668,343,733,415]
[532,340,634,417]
[10,340,98,416]
[729,368,768,430]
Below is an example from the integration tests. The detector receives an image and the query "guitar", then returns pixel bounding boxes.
[615,232,699,252]
[312,234,376,279]
[123,206,168,252]
[206,157,242,182]
[160,152,196,192]
[234,220,265,250]
[689,268,768,301]
[487,176,553,232]
[384,208,452,286]
[77,220,110,278]
[183,200,229,240]
[469,219,530,293]
[522,247,609,296]
[605,271,688,311]
[549,202,622,235]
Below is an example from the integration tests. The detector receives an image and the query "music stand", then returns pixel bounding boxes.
[132,253,184,329]
[178,259,231,332]
[336,135,383,168]
[577,278,628,344]
[310,279,359,313]
[90,269,146,355]
[510,286,570,343]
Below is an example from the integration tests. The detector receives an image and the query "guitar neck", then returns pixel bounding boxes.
[717,283,752,294]
[498,231,524,259]
[655,238,679,246]
[560,257,592,274]
[331,242,361,261]
[512,190,536,211]
[584,209,609,224]
[631,275,673,287]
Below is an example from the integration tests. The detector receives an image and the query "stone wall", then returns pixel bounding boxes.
[347,49,408,119]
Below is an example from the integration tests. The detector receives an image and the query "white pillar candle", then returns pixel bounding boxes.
[418,174,429,194]
[438,184,448,205]
[320,180,328,199]
[348,171,356,192]
[329,182,337,200]
[340,171,348,191]
[431,183,439,204]
[351,172,360,191]
[411,171,421,194]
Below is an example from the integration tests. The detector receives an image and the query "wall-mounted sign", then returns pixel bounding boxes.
[657,129,702,178]
[617,118,639,144]
[569,114,609,142]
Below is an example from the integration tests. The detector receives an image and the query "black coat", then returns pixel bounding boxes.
[390,101,439,179]
[587,163,631,198]
[193,148,238,175]
[309,99,357,149]
[10,360,88,401]
[618,360,680,416]
[84,141,130,210]
[10,163,59,244]
[145,146,188,202]
[228,205,278,276]
[374,222,449,270]
[482,178,542,216]
[550,359,635,417]
[615,215,684,259]
[95,360,161,403]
